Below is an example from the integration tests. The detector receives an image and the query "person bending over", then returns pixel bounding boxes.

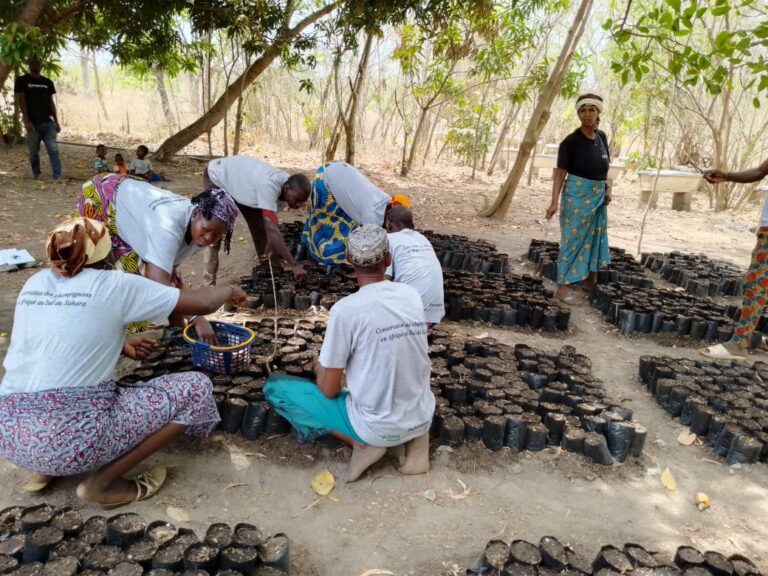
[0,218,247,507]
[203,156,311,285]
[701,157,768,360]
[302,161,411,268]
[264,225,435,482]
[384,205,445,326]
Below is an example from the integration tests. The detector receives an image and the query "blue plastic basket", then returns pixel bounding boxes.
[183,321,256,374]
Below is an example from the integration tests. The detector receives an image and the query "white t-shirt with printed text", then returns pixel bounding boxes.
[319,281,435,447]
[385,229,445,324]
[207,156,288,213]
[115,178,199,274]
[1,269,180,395]
[323,162,390,226]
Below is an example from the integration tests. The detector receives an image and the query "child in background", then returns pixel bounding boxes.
[92,144,109,173]
[114,153,128,175]
[129,145,166,182]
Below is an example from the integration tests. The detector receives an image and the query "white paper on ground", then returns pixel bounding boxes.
[0,249,36,268]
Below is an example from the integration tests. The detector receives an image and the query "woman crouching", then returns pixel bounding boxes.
[0,218,247,507]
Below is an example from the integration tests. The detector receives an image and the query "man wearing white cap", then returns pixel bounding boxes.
[264,224,435,482]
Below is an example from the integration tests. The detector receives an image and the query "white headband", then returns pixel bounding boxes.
[576,97,603,113]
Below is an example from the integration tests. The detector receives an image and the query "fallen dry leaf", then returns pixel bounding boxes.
[166,506,190,523]
[360,570,397,576]
[661,467,677,491]
[678,429,697,446]
[447,479,471,499]
[310,469,335,497]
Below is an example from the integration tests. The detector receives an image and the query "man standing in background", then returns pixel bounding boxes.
[14,56,63,181]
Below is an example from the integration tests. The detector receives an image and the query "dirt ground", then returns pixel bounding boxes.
[0,140,766,575]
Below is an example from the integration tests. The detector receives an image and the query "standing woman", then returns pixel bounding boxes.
[302,161,410,267]
[0,218,247,506]
[77,173,238,338]
[545,93,612,303]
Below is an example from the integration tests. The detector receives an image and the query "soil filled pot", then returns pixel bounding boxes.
[106,514,146,548]
[151,545,186,572]
[20,505,57,535]
[106,562,144,576]
[232,525,263,549]
[258,533,290,573]
[219,546,258,576]
[42,556,78,576]
[23,526,64,563]
[125,539,158,569]
[84,546,126,572]
[183,544,220,573]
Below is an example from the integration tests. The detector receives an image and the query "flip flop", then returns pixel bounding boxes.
[699,343,747,361]
[23,474,53,493]
[79,466,167,510]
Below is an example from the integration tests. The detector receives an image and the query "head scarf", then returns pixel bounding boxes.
[389,194,411,209]
[575,95,603,113]
[46,217,112,278]
[347,225,389,267]
[203,187,239,234]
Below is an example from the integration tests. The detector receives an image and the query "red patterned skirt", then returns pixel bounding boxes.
[0,372,219,476]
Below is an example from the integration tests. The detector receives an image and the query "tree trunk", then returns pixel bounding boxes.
[80,50,90,95]
[233,91,245,155]
[0,0,49,90]
[487,103,521,176]
[310,72,334,149]
[479,0,594,219]
[325,50,348,162]
[154,4,335,161]
[401,105,430,176]
[422,104,443,163]
[154,68,174,133]
[344,32,374,165]
[471,83,492,179]
[91,51,109,121]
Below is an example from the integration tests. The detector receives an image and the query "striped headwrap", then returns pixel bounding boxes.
[191,187,239,253]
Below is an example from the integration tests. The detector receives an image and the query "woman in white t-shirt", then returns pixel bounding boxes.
[0,218,247,507]
[77,173,239,340]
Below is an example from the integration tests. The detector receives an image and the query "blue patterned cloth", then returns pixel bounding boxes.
[557,174,611,285]
[264,374,365,444]
[302,164,356,266]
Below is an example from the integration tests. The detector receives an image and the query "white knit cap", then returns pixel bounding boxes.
[575,96,603,113]
[347,225,389,267]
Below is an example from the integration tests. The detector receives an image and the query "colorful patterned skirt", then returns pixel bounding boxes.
[77,174,182,333]
[0,372,219,477]
[557,174,611,286]
[302,164,355,266]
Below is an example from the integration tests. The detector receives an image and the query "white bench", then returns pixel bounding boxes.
[638,169,702,211]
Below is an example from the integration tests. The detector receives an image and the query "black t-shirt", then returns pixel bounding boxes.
[14,74,56,124]
[557,128,610,181]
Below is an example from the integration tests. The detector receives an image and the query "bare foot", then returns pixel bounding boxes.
[389,444,406,467]
[77,477,138,506]
[397,433,430,476]
[343,444,386,483]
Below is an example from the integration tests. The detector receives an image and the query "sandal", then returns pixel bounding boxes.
[79,466,167,510]
[23,473,54,493]
[699,343,747,361]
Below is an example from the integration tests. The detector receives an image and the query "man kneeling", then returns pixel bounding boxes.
[264,225,435,482]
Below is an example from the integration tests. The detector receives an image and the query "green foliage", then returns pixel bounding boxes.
[605,0,768,104]
[445,91,501,164]
[0,87,22,141]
